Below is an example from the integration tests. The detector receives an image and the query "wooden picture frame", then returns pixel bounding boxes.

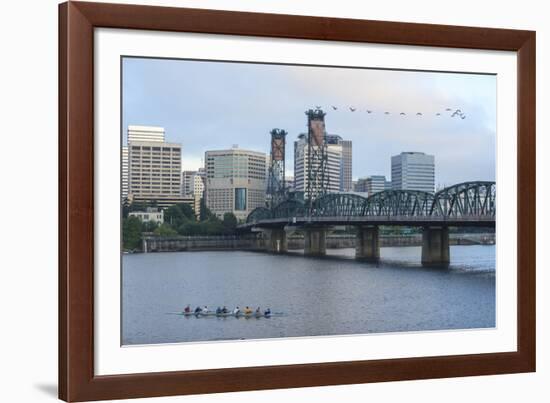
[59,1,536,401]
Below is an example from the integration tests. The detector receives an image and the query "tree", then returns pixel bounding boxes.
[141,220,159,233]
[178,221,206,236]
[129,200,148,212]
[122,216,142,251]
[199,198,215,221]
[164,203,195,228]
[154,223,178,237]
[204,218,224,235]
[222,212,238,234]
[121,198,130,219]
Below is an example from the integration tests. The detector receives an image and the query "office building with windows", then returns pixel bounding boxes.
[204,147,267,220]
[127,124,183,206]
[327,134,353,192]
[122,146,128,200]
[294,133,343,197]
[355,175,388,196]
[391,152,435,193]
[127,125,165,143]
[366,175,389,195]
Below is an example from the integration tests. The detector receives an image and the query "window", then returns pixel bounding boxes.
[234,188,247,211]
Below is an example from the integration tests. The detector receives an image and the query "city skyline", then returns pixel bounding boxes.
[122,57,496,186]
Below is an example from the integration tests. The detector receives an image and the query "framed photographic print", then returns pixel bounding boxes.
[59,1,536,401]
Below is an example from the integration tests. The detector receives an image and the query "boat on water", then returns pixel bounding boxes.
[177,311,274,318]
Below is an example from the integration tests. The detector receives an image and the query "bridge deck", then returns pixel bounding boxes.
[239,215,495,229]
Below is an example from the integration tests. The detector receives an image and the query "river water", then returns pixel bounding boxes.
[122,245,495,345]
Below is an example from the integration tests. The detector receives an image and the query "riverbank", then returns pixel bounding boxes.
[138,233,495,253]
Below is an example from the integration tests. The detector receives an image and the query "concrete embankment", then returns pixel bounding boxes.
[140,233,495,253]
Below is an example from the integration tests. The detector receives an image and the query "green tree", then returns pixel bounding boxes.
[122,216,142,251]
[129,200,149,212]
[199,198,215,221]
[222,212,238,234]
[141,220,159,233]
[178,221,206,236]
[154,223,178,237]
[203,216,224,235]
[121,198,130,219]
[164,203,195,228]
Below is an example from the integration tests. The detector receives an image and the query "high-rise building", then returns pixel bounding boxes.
[354,177,368,193]
[181,170,195,196]
[182,169,206,217]
[294,133,342,197]
[127,125,165,143]
[391,152,435,193]
[285,176,295,192]
[205,147,267,220]
[122,146,128,200]
[365,175,388,195]
[127,125,182,204]
[327,135,353,192]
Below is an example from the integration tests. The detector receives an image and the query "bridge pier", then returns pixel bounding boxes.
[355,225,380,261]
[421,226,450,266]
[304,227,327,256]
[265,228,287,253]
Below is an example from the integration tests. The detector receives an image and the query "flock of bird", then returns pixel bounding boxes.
[313,105,467,120]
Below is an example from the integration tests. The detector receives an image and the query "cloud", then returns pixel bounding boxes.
[123,57,496,186]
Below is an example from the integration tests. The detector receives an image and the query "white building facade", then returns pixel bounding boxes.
[127,125,165,143]
[122,146,128,200]
[294,134,342,198]
[205,148,267,220]
[129,208,164,224]
[391,152,435,193]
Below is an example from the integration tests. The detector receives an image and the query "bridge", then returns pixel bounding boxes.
[240,181,495,265]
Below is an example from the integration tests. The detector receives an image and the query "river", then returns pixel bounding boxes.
[122,245,495,345]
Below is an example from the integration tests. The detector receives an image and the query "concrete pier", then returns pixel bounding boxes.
[265,228,288,253]
[421,226,450,266]
[304,228,327,256]
[355,225,380,261]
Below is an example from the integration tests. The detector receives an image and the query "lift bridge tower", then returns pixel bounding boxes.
[305,108,329,208]
[267,128,288,207]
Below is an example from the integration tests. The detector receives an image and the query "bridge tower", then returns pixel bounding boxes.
[267,128,287,208]
[305,108,329,208]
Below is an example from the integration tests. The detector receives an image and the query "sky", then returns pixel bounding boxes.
[122,57,496,187]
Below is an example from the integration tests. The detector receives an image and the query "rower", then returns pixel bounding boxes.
[255,307,261,315]
[216,306,222,315]
[202,306,209,314]
[184,304,191,313]
[194,306,201,314]
[222,306,228,314]
[244,306,253,314]
[264,308,271,316]
[233,306,240,315]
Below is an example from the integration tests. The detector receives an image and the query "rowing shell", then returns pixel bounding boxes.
[169,311,279,318]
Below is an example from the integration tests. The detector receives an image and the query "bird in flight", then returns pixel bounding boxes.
[384,111,390,115]
[349,107,356,112]
[400,112,406,116]
[416,112,423,116]
[366,110,372,114]
[331,106,338,110]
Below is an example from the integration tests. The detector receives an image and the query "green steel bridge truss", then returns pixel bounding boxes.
[246,181,495,224]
